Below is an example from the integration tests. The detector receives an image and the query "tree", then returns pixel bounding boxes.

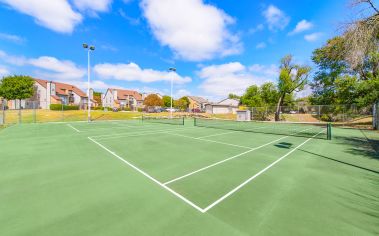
[143,94,163,107]
[0,75,35,108]
[162,95,173,108]
[93,91,102,107]
[310,37,348,105]
[275,55,311,121]
[310,35,379,107]
[240,85,263,107]
[174,96,189,111]
[228,93,240,99]
[343,0,379,73]
[260,82,279,106]
[240,82,282,108]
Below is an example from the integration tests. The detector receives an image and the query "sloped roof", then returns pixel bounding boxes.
[188,96,208,104]
[111,88,143,101]
[51,95,61,101]
[217,98,239,106]
[34,78,87,97]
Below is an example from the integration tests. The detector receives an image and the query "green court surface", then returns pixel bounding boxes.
[0,119,378,236]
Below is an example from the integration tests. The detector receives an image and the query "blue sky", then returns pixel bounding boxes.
[0,0,350,101]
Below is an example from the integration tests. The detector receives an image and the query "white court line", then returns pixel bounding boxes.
[67,124,81,132]
[163,127,314,185]
[87,125,189,138]
[93,128,192,141]
[201,129,324,212]
[166,132,253,150]
[194,126,272,139]
[90,127,193,140]
[88,137,205,213]
[196,131,236,139]
[75,123,158,132]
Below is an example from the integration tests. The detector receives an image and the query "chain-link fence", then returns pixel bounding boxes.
[0,100,144,125]
[249,104,373,128]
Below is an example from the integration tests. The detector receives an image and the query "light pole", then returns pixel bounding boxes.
[83,43,95,122]
[168,67,176,118]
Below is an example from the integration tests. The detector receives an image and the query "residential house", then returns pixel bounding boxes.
[205,98,240,114]
[7,78,91,109]
[188,96,209,112]
[102,88,143,111]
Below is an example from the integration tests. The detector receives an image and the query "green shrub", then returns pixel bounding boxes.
[137,108,143,112]
[320,114,333,122]
[50,104,79,110]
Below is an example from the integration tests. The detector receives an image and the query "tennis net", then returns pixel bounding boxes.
[194,118,331,140]
[142,115,184,125]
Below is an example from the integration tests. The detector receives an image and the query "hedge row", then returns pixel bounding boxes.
[50,104,79,110]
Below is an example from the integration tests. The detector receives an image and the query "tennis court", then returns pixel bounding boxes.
[0,118,378,235]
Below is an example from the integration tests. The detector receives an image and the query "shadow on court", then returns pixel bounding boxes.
[298,149,379,175]
[274,142,293,149]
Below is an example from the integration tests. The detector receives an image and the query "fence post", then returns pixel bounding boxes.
[3,100,6,125]
[18,100,21,124]
[33,101,36,123]
[0,100,4,125]
[61,104,64,122]
[374,102,379,130]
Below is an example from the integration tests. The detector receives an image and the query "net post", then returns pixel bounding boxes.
[141,114,144,123]
[327,123,332,140]
[194,118,197,126]
[182,117,184,125]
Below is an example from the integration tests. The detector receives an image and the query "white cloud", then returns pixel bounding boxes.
[295,85,312,98]
[304,32,323,42]
[0,33,26,44]
[288,20,313,35]
[0,50,85,80]
[119,9,140,25]
[94,62,192,84]
[248,24,264,34]
[249,64,279,78]
[256,42,266,49]
[0,0,82,33]
[0,66,10,77]
[198,62,280,99]
[100,44,118,52]
[28,56,85,80]
[263,5,290,31]
[140,0,242,61]
[71,80,119,91]
[174,89,190,99]
[0,50,26,66]
[72,0,112,12]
